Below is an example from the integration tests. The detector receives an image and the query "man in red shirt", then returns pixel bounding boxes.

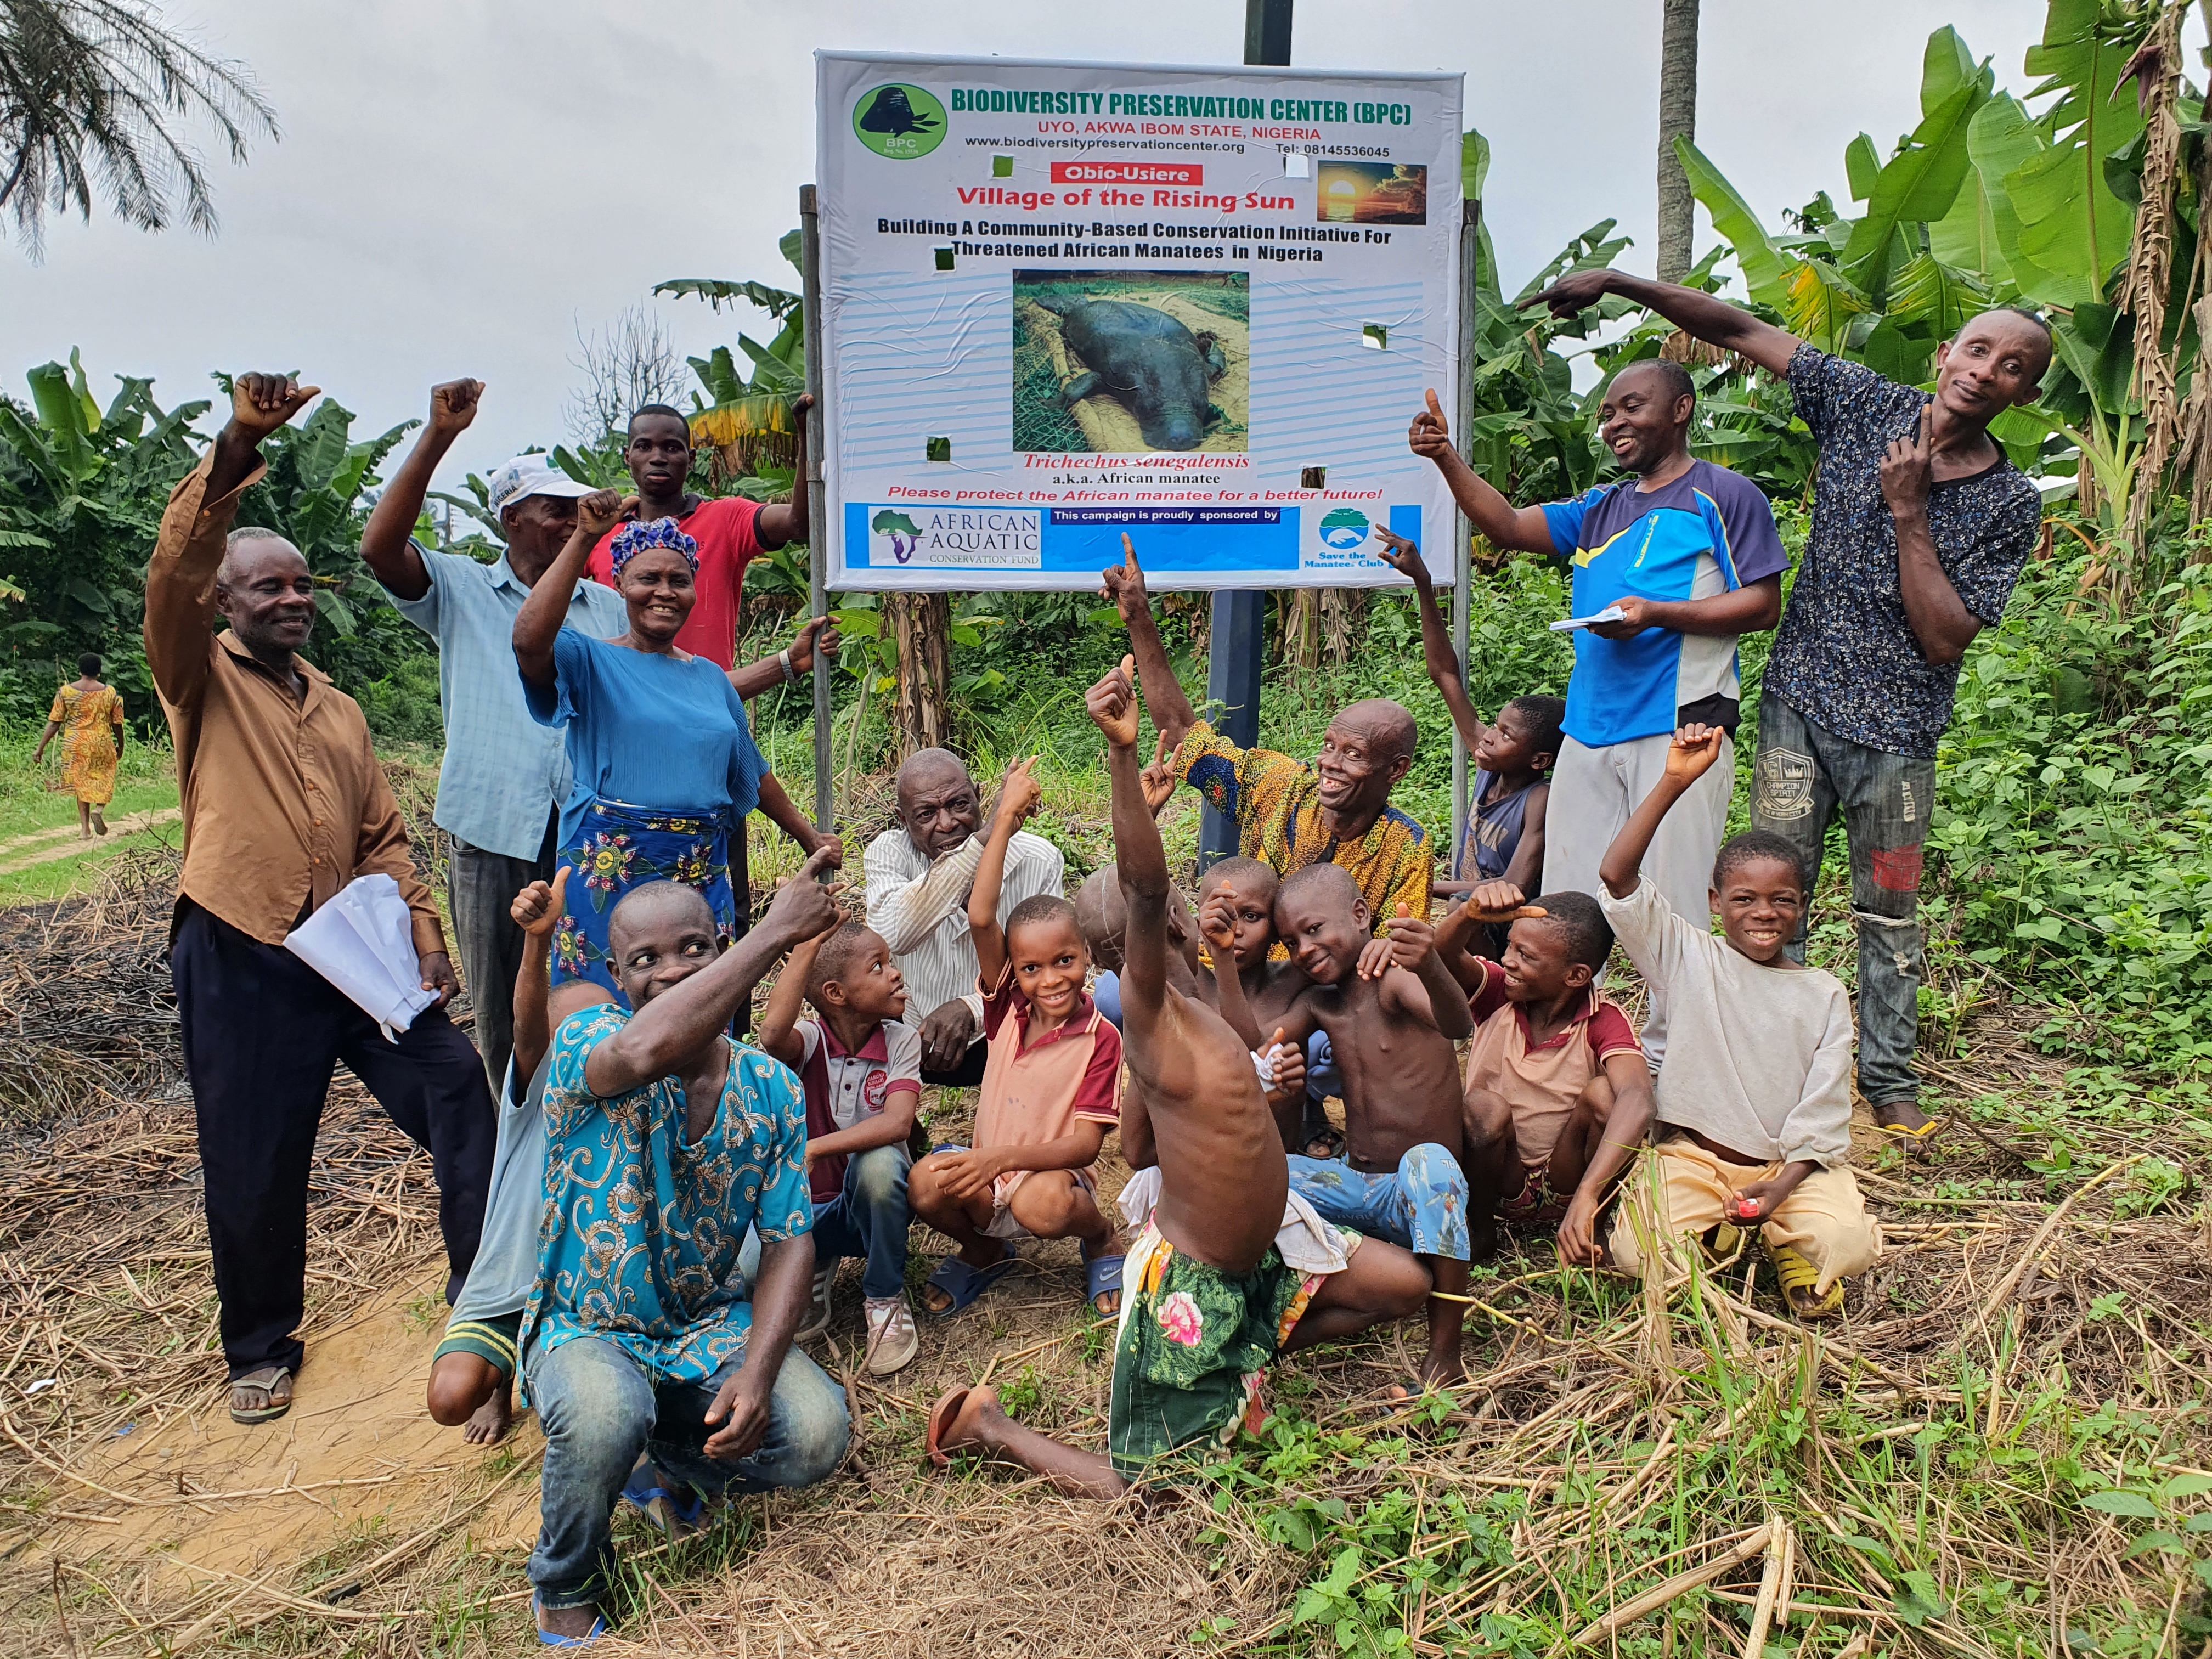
[585,397,812,670]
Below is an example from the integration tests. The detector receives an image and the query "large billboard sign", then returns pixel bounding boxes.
[815,51,1464,590]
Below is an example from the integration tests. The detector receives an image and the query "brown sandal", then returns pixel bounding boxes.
[229,1365,294,1425]
[924,1388,971,1468]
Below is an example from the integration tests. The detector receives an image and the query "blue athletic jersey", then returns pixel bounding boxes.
[1541,460,1789,748]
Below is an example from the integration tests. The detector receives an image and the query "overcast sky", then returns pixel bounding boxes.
[0,1,2091,493]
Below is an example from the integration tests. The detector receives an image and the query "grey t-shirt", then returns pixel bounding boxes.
[1599,876,1855,1169]
[1764,344,2044,759]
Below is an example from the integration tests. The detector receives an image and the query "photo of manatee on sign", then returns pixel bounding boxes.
[1012,270,1249,455]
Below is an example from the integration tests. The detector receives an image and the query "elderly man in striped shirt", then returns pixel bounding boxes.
[863,749,1066,1086]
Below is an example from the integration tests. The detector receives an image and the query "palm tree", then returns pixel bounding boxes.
[1656,0,1699,283]
[1,0,278,258]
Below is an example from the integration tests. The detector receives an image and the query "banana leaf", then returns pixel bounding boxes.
[1887,252,1991,337]
[1781,259,1871,353]
[1673,138,1790,309]
[654,277,803,318]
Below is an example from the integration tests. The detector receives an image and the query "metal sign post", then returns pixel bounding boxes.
[800,183,834,837]
[1201,0,1296,871]
[1449,195,1480,868]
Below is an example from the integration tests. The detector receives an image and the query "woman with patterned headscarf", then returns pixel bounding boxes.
[513,491,840,1003]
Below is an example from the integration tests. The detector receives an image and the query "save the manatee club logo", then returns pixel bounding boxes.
[1318,507,1372,550]
[853,84,946,159]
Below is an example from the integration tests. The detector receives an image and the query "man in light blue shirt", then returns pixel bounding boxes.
[361,381,630,1088]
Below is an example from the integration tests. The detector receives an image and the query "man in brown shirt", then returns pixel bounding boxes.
[147,373,495,1426]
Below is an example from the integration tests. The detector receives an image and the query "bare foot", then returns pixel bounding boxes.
[935,1384,1005,1457]
[462,1387,513,1445]
[1419,1349,1470,1390]
[1469,1218,1500,1263]
[538,1599,601,1641]
[92,814,108,837]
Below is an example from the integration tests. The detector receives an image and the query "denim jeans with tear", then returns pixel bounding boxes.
[1751,690,1937,1109]
[524,1332,849,1612]
[808,1142,912,1301]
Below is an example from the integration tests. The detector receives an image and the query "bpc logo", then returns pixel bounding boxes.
[853,84,947,159]
[1318,507,1371,550]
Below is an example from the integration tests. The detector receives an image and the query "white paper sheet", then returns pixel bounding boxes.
[282,873,437,1042]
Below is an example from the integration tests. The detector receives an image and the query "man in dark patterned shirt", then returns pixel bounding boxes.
[1527,271,2050,1141]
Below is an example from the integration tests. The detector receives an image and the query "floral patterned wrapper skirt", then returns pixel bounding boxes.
[551,797,737,1001]
[1105,1222,1324,1481]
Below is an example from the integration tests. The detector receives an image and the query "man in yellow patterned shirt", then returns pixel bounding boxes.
[1102,540,1434,923]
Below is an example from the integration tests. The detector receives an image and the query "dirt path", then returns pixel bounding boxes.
[78,1263,541,1599]
[0,808,179,874]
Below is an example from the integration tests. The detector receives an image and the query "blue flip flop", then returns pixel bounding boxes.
[1084,1249,1126,1318]
[923,1251,1019,1318]
[534,1593,607,1647]
[620,1466,704,1537]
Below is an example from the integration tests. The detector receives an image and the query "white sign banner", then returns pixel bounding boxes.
[815,50,1463,591]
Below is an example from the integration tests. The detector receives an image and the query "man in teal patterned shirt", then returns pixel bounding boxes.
[523,851,847,1644]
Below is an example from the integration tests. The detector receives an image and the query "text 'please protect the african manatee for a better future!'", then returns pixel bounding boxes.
[816,50,1464,594]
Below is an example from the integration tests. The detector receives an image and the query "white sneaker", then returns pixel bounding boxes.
[794,1264,836,1342]
[863,1295,919,1376]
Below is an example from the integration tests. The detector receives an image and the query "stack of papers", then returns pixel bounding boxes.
[1550,606,1628,633]
[283,873,437,1041]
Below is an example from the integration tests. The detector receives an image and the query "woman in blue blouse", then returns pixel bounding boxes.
[514,489,839,1001]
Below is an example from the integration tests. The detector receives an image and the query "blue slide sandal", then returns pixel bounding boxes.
[923,1251,1019,1318]
[1084,1249,1125,1318]
[534,1593,607,1647]
[620,1466,704,1538]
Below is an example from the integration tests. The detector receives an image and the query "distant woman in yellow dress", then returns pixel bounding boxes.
[36,653,127,838]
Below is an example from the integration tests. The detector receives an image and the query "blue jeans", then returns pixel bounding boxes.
[1752,691,1933,1108]
[524,1333,849,1612]
[1286,1142,1471,1261]
[808,1142,911,1300]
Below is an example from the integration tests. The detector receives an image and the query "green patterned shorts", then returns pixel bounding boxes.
[1108,1234,1317,1481]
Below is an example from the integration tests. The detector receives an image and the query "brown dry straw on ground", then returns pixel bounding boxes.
[0,851,2203,1657]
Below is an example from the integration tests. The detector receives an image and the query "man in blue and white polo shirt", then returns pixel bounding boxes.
[1410,358,1788,1063]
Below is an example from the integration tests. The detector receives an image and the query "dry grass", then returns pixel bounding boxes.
[0,851,2205,1657]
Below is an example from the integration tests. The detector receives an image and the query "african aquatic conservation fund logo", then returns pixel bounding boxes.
[853,84,947,159]
[868,506,1041,569]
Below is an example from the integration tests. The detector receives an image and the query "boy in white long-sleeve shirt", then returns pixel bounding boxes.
[1564,724,1880,1319]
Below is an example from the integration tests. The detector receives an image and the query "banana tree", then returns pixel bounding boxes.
[656,229,807,481]
[0,352,208,714]
[1670,3,2202,558]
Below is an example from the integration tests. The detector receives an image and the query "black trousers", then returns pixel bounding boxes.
[172,903,497,1380]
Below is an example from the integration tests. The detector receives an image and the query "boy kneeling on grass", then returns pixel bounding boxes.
[1574,725,1881,1318]
[910,756,1128,1321]
[926,659,1426,1496]
[1436,884,1655,1261]
[757,918,923,1379]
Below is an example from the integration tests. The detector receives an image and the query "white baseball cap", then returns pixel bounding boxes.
[486,453,595,522]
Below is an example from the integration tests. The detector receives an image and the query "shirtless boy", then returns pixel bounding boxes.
[927,659,1426,1494]
[1274,871,1477,1385]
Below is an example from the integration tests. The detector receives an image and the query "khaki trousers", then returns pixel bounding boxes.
[1606,1135,1882,1295]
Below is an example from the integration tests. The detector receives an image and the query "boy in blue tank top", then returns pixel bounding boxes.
[1370,527,1560,957]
